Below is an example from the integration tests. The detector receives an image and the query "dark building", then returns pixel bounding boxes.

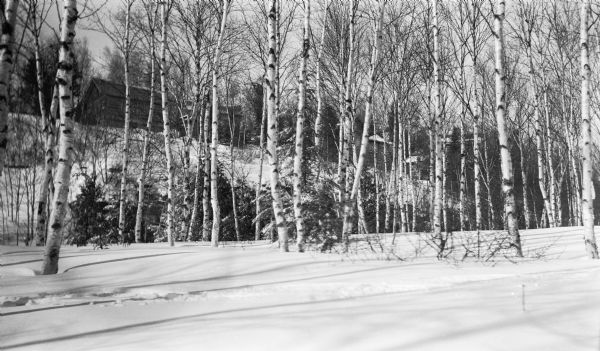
[75,78,184,134]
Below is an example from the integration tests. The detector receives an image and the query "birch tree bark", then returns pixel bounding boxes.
[459,120,466,231]
[255,85,267,240]
[134,1,158,243]
[0,0,19,177]
[313,8,327,159]
[35,86,58,246]
[159,1,174,246]
[187,89,208,241]
[41,0,77,275]
[266,0,289,252]
[293,0,310,252]
[202,95,211,241]
[519,144,531,229]
[118,0,133,244]
[30,0,54,246]
[344,0,384,245]
[340,0,358,246]
[493,0,522,256]
[526,44,555,228]
[432,0,444,246]
[579,0,599,259]
[210,0,231,247]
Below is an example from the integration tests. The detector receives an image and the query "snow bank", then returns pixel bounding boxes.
[1,227,600,350]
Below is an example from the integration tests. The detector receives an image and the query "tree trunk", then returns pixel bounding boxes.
[202,95,211,242]
[118,0,133,244]
[459,120,466,232]
[442,138,448,234]
[433,0,443,246]
[209,0,231,247]
[293,0,310,252]
[267,0,288,252]
[399,109,408,233]
[41,0,77,275]
[344,0,384,242]
[314,11,327,178]
[520,144,531,229]
[340,0,358,249]
[187,89,208,241]
[227,102,241,242]
[0,0,18,177]
[528,49,555,228]
[255,85,267,241]
[134,2,158,243]
[542,90,558,227]
[374,121,380,234]
[159,2,174,246]
[579,0,599,259]
[494,0,522,256]
[34,79,58,247]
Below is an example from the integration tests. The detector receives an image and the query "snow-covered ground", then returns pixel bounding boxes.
[1,227,600,350]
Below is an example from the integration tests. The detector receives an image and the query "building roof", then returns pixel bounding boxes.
[87,77,162,102]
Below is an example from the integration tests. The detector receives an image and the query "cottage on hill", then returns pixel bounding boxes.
[75,78,184,134]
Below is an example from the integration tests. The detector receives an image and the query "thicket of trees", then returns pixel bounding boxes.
[1,0,600,273]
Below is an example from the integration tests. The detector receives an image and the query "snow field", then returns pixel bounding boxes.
[1,227,600,350]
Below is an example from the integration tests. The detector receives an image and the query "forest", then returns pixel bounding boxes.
[3,1,600,350]
[0,0,599,274]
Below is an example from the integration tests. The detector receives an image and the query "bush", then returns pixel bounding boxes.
[67,176,112,247]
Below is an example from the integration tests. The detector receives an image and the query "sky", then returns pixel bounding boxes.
[38,0,115,73]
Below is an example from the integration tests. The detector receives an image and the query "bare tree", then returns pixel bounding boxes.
[0,0,19,177]
[293,0,310,252]
[493,0,522,256]
[209,0,232,247]
[41,0,78,275]
[579,0,598,259]
[266,0,289,252]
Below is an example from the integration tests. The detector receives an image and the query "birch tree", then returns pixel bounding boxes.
[134,0,158,243]
[41,0,78,275]
[293,0,310,252]
[432,0,444,246]
[493,0,522,256]
[347,0,385,225]
[0,0,19,177]
[209,0,231,247]
[266,0,289,252]
[29,0,56,246]
[160,0,174,246]
[118,0,134,243]
[579,0,598,259]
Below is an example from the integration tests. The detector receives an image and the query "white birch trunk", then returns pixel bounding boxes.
[0,0,18,177]
[255,85,267,240]
[118,0,133,243]
[579,0,599,259]
[187,90,208,242]
[343,0,383,243]
[35,86,58,246]
[267,0,288,252]
[159,1,174,246]
[202,95,211,241]
[340,1,358,245]
[134,3,158,243]
[293,0,310,252]
[460,120,466,232]
[527,46,555,228]
[494,0,522,256]
[209,0,231,247]
[313,13,327,154]
[41,0,77,275]
[433,0,444,245]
